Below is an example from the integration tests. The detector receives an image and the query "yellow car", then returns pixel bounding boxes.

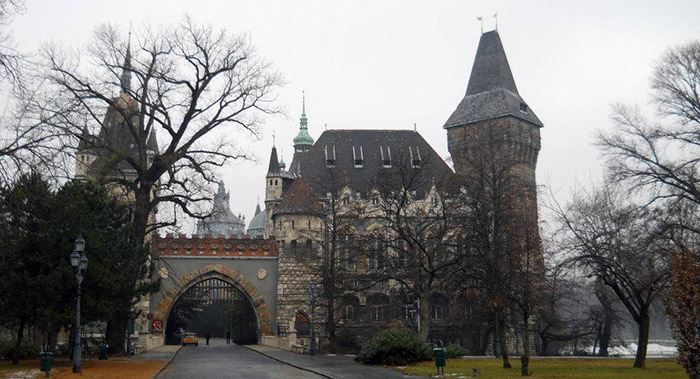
[182,333,198,346]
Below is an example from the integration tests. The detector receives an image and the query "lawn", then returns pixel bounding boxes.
[0,359,165,379]
[395,358,686,378]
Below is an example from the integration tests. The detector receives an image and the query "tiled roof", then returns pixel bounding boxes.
[444,31,543,128]
[274,177,322,215]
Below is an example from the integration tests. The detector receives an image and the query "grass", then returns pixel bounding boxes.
[394,358,686,378]
[0,358,166,379]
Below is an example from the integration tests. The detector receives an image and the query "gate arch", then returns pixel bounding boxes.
[155,264,272,336]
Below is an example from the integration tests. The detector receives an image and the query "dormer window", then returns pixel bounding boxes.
[380,146,392,168]
[410,146,421,168]
[352,146,364,168]
[325,145,336,167]
[519,102,528,113]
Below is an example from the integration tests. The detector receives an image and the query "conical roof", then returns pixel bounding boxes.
[444,30,543,128]
[267,146,281,177]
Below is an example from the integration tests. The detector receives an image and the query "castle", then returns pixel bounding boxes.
[78,29,543,353]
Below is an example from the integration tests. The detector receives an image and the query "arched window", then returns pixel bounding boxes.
[294,312,310,336]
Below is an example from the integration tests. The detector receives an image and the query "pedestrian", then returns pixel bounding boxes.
[226,331,231,344]
[205,331,211,345]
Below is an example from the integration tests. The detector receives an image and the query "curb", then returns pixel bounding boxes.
[152,346,183,379]
[242,345,335,379]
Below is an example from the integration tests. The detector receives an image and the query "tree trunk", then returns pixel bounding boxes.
[499,315,512,368]
[599,313,612,357]
[521,313,530,376]
[12,319,25,364]
[419,292,430,341]
[633,310,650,368]
[106,317,128,354]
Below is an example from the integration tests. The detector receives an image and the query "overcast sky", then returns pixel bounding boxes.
[11,0,700,232]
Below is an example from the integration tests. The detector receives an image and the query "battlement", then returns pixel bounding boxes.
[152,233,279,257]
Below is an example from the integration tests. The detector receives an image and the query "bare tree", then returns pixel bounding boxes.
[553,183,671,368]
[25,18,281,242]
[597,41,700,208]
[372,153,462,342]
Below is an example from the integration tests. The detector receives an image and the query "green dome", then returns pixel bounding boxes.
[293,128,314,145]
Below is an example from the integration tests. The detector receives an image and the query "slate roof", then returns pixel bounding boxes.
[297,129,453,198]
[267,146,281,176]
[247,205,267,237]
[444,30,543,128]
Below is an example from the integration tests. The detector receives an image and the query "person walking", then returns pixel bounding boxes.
[226,331,231,344]
[205,332,211,345]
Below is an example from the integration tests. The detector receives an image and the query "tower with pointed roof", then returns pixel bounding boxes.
[75,37,160,180]
[289,93,314,175]
[445,30,542,175]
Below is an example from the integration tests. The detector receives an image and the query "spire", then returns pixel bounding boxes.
[293,91,314,146]
[267,145,281,176]
[300,91,308,130]
[279,149,286,169]
[120,31,132,94]
[466,30,518,96]
[254,202,262,215]
[146,127,159,153]
[444,30,543,128]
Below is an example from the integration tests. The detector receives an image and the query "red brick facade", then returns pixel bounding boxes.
[152,234,279,257]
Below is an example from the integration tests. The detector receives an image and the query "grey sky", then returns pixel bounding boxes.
[11,0,700,231]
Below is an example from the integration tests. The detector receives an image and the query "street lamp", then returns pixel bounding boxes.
[70,235,88,374]
[309,281,317,356]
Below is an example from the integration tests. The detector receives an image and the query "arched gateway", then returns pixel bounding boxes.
[149,234,278,346]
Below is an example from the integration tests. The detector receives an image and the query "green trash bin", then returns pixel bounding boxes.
[99,343,109,360]
[433,347,446,375]
[39,351,53,377]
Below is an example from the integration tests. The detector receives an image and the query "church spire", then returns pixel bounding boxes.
[266,145,281,177]
[300,91,308,130]
[120,31,132,94]
[293,92,314,146]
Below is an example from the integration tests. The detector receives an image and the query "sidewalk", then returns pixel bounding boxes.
[245,345,420,379]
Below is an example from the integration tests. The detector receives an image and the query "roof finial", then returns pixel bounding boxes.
[324,123,327,131]
[476,15,483,34]
[272,129,276,147]
[493,12,498,31]
[414,122,417,132]
[302,91,306,116]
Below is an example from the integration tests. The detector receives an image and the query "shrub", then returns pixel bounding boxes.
[355,329,432,365]
[446,344,470,358]
[0,340,41,361]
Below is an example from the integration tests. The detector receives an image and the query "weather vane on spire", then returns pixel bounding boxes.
[493,12,498,31]
[476,15,483,34]
[272,129,276,147]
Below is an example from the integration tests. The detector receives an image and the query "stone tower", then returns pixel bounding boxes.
[445,30,542,176]
[264,146,284,238]
[289,93,314,175]
[445,29,543,251]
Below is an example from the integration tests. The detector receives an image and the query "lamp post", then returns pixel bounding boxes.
[309,281,316,356]
[70,236,88,374]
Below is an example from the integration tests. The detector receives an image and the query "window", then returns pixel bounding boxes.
[292,220,295,230]
[338,235,355,271]
[344,304,355,321]
[369,235,386,271]
[380,146,392,167]
[519,102,528,112]
[305,239,313,255]
[409,146,421,168]
[325,145,336,167]
[278,221,282,231]
[371,304,386,321]
[352,146,364,168]
[307,220,311,230]
[290,240,297,254]
[430,304,444,320]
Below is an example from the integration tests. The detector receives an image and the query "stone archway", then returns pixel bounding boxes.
[155,264,272,336]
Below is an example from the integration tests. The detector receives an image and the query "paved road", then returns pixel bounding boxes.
[157,338,323,379]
